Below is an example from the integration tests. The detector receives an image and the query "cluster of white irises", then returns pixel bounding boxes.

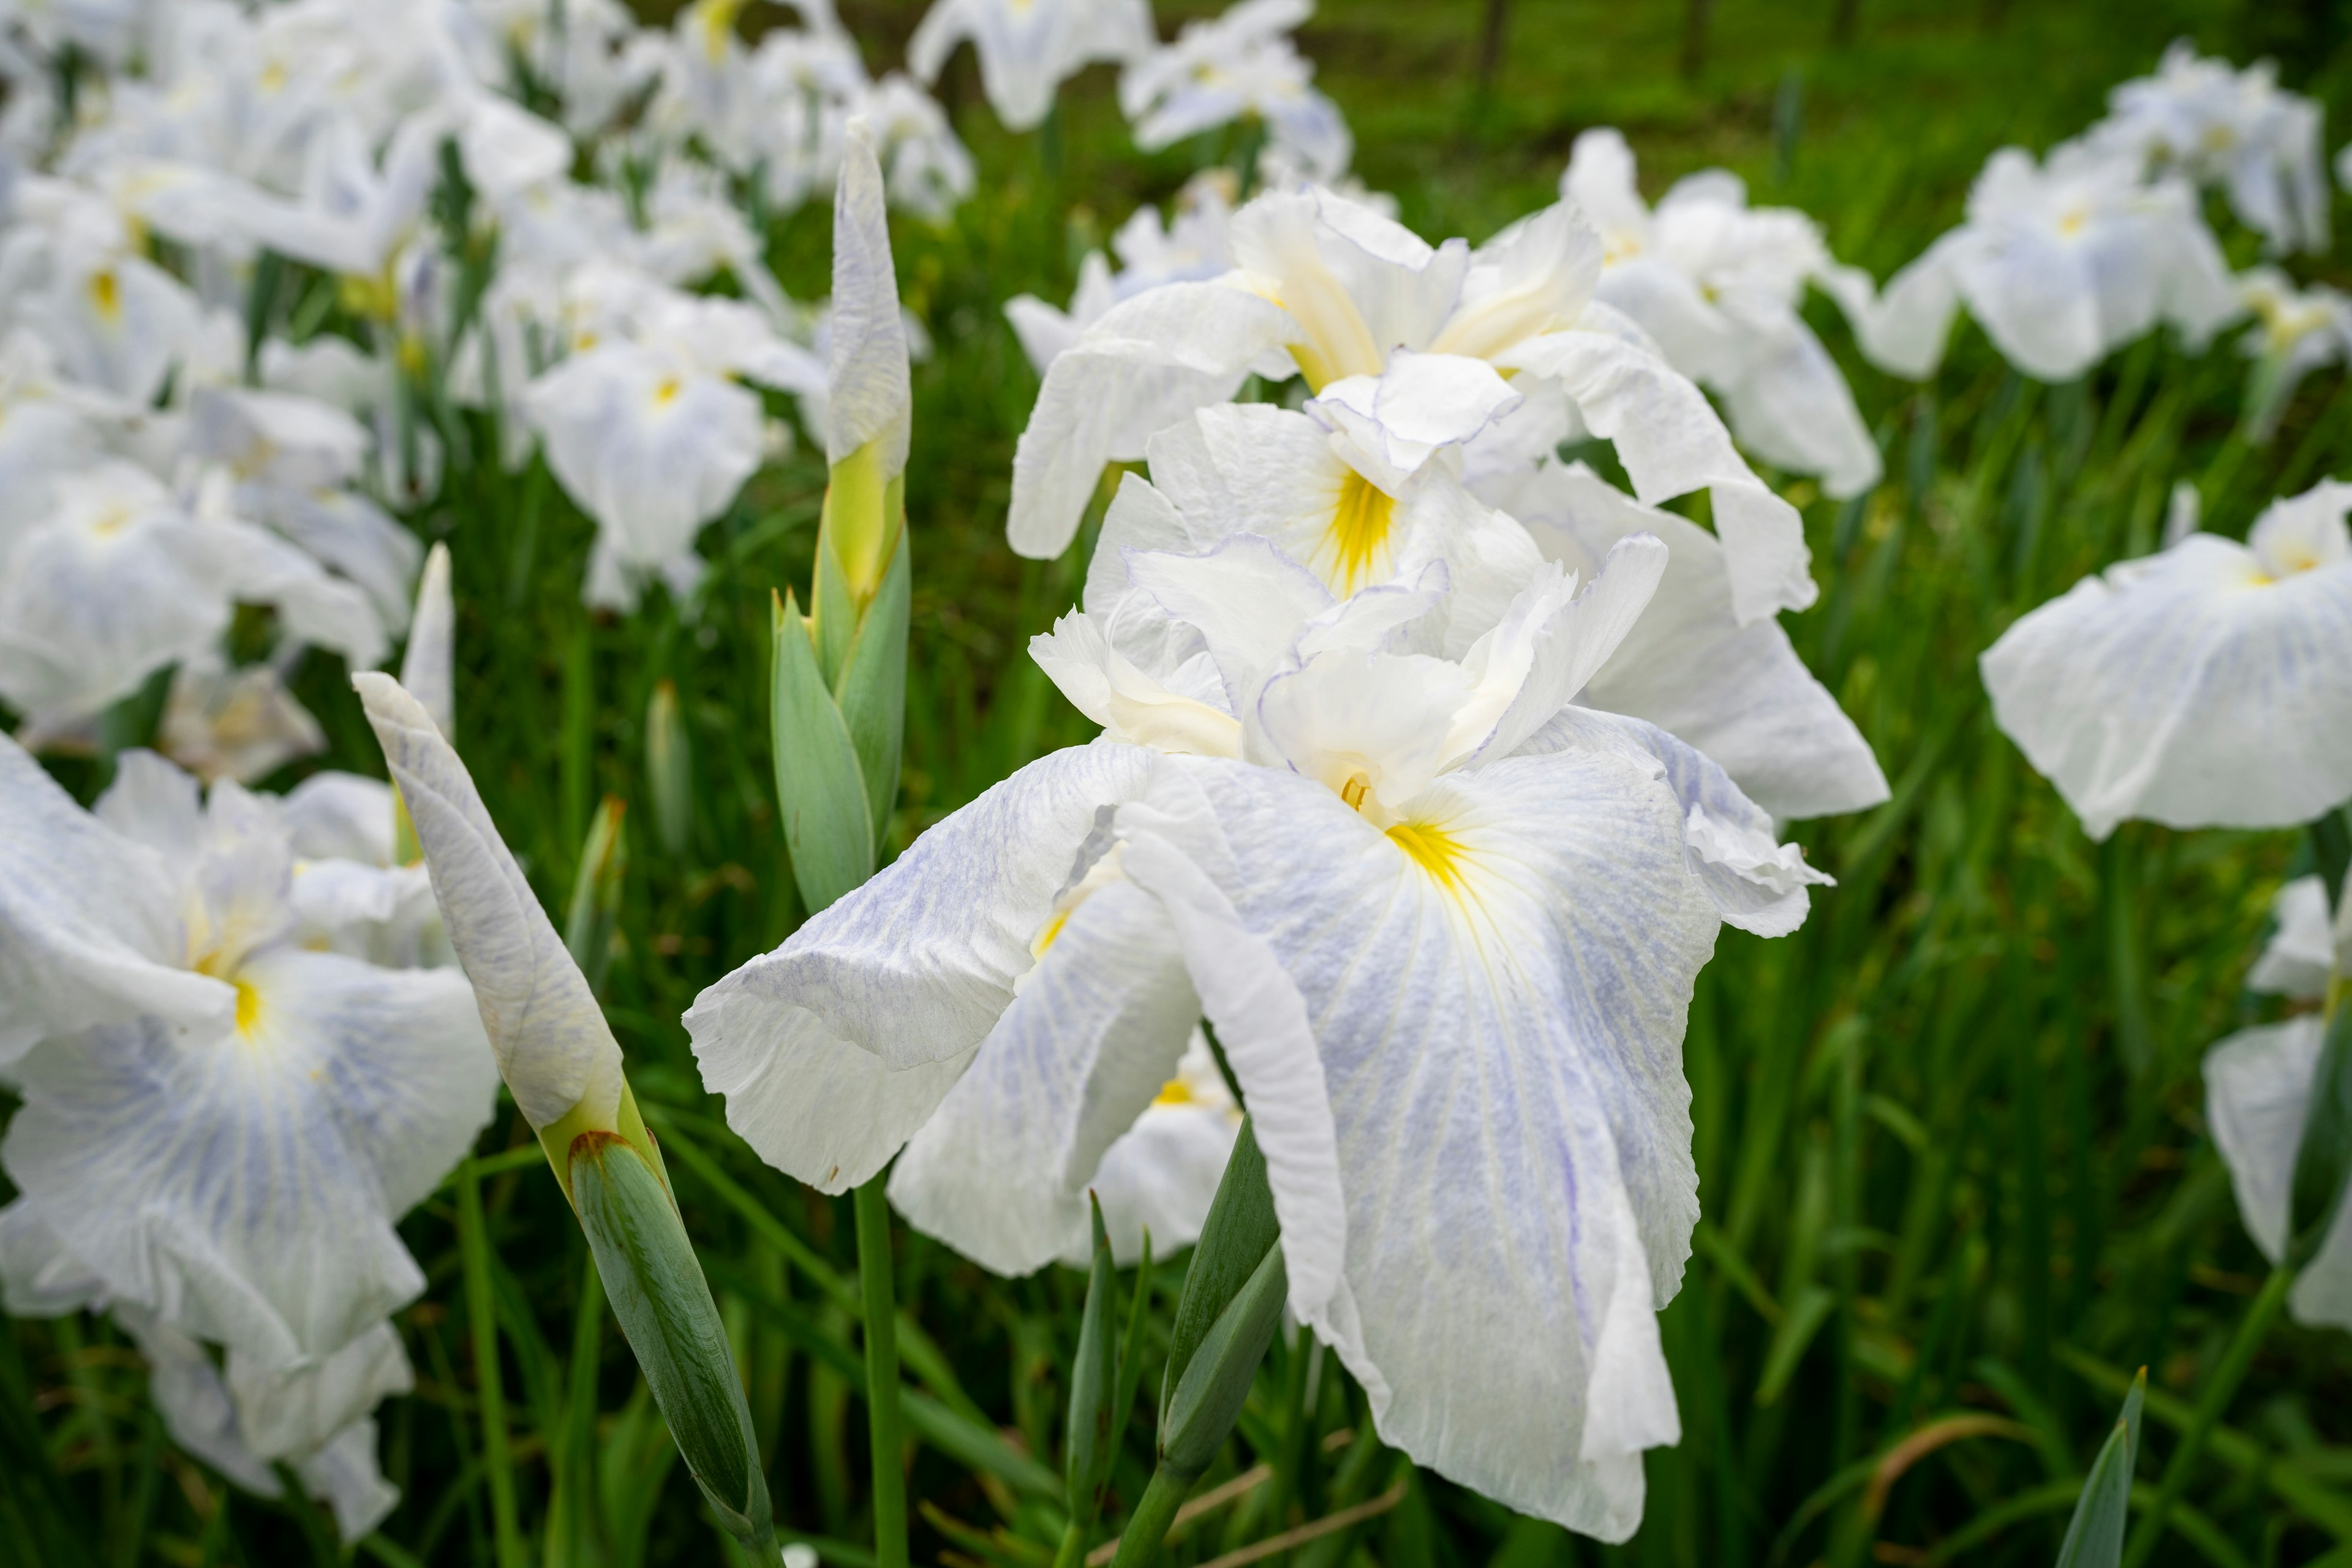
[1,0,2350,1550]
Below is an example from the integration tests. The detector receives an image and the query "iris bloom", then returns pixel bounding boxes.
[1118,0,1351,186]
[691,405,1830,1532]
[0,742,497,1531]
[523,263,825,609]
[1832,140,2238,383]
[1065,1030,1241,1265]
[1981,479,2352,838]
[1010,185,1819,627]
[908,0,1155,132]
[2091,41,2329,255]
[2233,266,2351,443]
[1559,129,1881,500]
[2248,875,2331,1000]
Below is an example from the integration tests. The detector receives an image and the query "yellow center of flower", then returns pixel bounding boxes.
[1323,472,1396,594]
[1153,1076,1194,1107]
[233,978,263,1037]
[88,270,121,323]
[2057,208,2089,237]
[1387,820,1471,900]
[1339,771,1371,812]
[653,377,682,407]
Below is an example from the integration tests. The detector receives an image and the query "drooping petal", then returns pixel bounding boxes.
[0,734,228,1063]
[888,868,1199,1272]
[356,673,625,1131]
[2203,1017,2352,1330]
[685,743,1162,1192]
[1061,1031,1242,1265]
[2248,875,2332,1000]
[1980,523,2352,838]
[1133,750,1716,1537]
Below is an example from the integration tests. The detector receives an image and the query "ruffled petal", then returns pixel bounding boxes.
[1485,461,1888,819]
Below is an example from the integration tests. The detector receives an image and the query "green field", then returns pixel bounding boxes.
[8,1,2352,1565]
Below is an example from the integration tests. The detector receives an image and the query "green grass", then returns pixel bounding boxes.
[7,0,2352,1564]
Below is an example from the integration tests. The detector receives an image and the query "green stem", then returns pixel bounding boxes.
[456,1158,527,1568]
[855,1177,908,1568]
[1107,1463,1196,1568]
[1050,1520,1087,1568]
[2119,1264,2295,1568]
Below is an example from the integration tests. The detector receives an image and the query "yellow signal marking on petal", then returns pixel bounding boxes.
[1387,820,1472,900]
[1153,1077,1194,1107]
[2057,208,2089,237]
[1031,910,1070,960]
[88,270,122,324]
[1326,472,1395,595]
[233,978,262,1038]
[652,377,682,407]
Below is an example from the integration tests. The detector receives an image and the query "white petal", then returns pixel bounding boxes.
[1136,751,1714,1536]
[1981,532,2352,837]
[686,743,1161,1191]
[1008,282,1300,559]
[2248,876,2333,999]
[1488,461,1888,819]
[279,772,396,865]
[228,1319,412,1463]
[1496,328,1816,624]
[889,872,1199,1273]
[2,948,491,1369]
[0,735,228,1063]
[2199,1016,2352,1333]
[1126,534,1335,709]
[356,673,624,1131]
[1712,304,1883,500]
[1067,1033,1241,1265]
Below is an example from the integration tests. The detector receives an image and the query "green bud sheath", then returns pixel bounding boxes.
[571,1129,774,1553]
[770,586,876,914]
[1065,1194,1121,1524]
[647,680,693,861]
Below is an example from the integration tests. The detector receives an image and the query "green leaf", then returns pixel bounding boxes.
[563,796,627,993]
[1754,1284,1837,1407]
[771,586,875,914]
[831,526,909,848]
[2054,1367,2144,1568]
[1160,1240,1287,1478]
[1065,1194,1121,1524]
[1160,1118,1279,1428]
[569,1131,774,1552]
[646,679,693,861]
[2289,1003,2352,1270]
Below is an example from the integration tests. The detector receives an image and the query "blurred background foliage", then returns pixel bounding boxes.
[10,0,2352,1564]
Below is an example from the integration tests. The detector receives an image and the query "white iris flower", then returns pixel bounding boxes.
[1010,184,1820,627]
[1981,478,2352,839]
[1061,1030,1243,1267]
[1833,139,2239,384]
[2248,875,2332,1001]
[908,0,1156,132]
[2090,40,2329,255]
[2233,266,2352,443]
[690,462,1829,1536]
[0,743,499,1535]
[1007,172,1242,376]
[1559,128,1882,500]
[1118,0,1352,186]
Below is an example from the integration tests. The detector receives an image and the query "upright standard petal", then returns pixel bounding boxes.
[686,742,1163,1191]
[826,120,912,477]
[356,673,626,1132]
[1981,483,2352,837]
[399,543,455,741]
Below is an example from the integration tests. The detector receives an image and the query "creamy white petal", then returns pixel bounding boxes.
[357,673,624,1131]
[227,1319,412,1463]
[1,947,492,1369]
[1487,461,1888,819]
[279,772,396,865]
[2204,1017,2352,1330]
[1062,1032,1241,1266]
[1712,303,1883,500]
[0,734,228,1063]
[1133,750,1714,1537]
[1980,526,2352,838]
[399,543,455,741]
[685,743,1161,1191]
